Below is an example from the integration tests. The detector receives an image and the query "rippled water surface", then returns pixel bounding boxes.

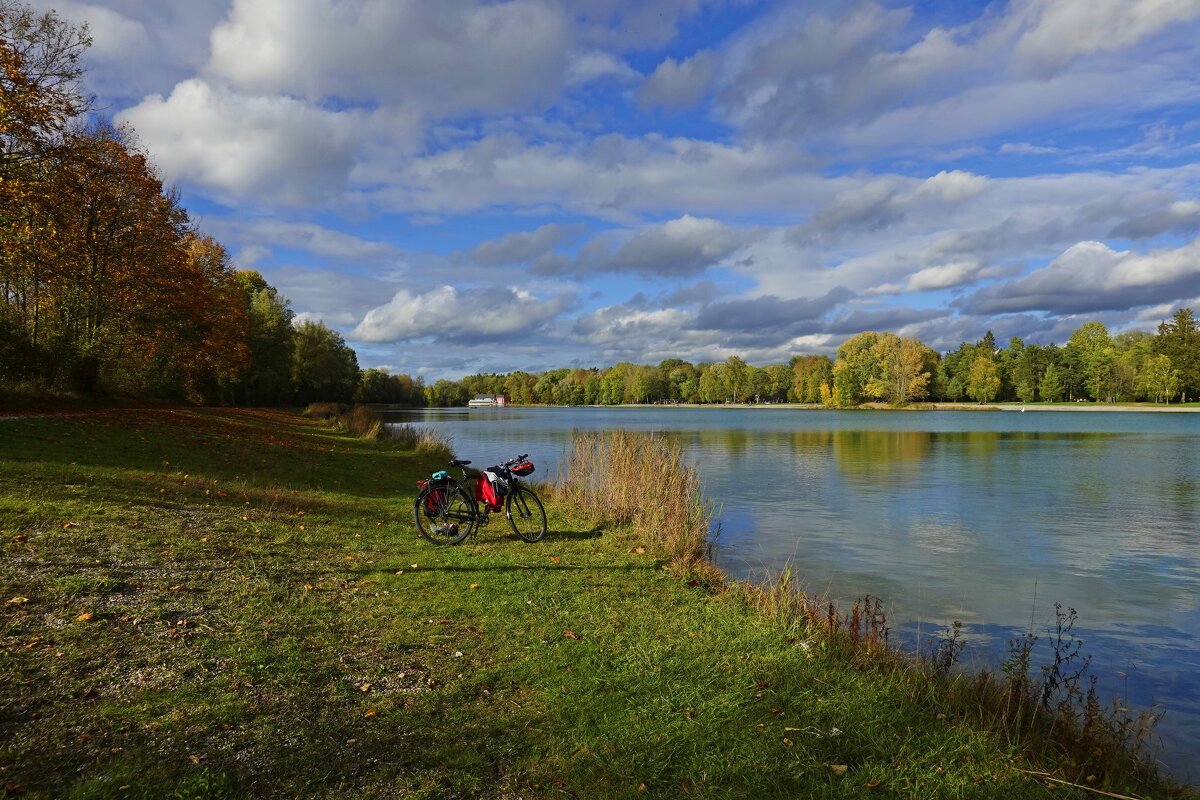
[387,407,1200,777]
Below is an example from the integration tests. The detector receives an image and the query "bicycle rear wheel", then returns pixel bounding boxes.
[415,483,477,545]
[506,486,546,543]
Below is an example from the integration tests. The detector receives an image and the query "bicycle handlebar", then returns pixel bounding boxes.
[501,453,529,466]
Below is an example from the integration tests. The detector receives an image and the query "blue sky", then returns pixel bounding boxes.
[37,0,1200,379]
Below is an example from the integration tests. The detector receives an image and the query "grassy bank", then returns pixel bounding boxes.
[0,409,1187,798]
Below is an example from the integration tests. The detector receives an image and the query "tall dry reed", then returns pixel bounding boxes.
[555,430,712,567]
[302,402,346,420]
[388,423,454,461]
[336,404,383,439]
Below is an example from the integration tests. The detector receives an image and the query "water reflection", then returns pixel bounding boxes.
[386,408,1200,776]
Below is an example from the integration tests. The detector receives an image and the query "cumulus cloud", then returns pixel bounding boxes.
[26,0,224,100]
[119,79,369,204]
[566,50,638,86]
[712,0,1200,150]
[689,287,855,334]
[351,285,572,342]
[960,238,1200,315]
[637,50,717,110]
[1014,0,1200,73]
[1110,200,1200,239]
[208,0,571,117]
[469,223,580,265]
[531,216,752,277]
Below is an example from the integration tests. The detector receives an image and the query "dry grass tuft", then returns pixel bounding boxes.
[386,424,454,461]
[555,430,712,568]
[302,402,346,420]
[336,405,383,439]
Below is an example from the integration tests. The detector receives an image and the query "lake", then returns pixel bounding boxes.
[386,406,1200,777]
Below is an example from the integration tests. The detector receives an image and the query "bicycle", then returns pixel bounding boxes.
[413,454,547,545]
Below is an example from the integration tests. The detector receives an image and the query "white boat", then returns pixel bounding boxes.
[467,394,508,408]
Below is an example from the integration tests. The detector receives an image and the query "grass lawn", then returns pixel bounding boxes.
[0,409,1186,798]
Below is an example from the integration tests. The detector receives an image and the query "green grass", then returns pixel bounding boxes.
[0,409,1189,798]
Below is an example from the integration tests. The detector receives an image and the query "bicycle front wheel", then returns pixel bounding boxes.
[506,486,546,543]
[415,483,477,545]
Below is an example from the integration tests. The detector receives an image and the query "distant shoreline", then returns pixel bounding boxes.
[478,402,1200,413]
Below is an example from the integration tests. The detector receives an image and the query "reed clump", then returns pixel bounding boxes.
[555,430,712,568]
[388,423,454,461]
[732,567,1169,793]
[336,404,383,439]
[302,402,347,420]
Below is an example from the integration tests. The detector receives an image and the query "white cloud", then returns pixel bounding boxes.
[1014,0,1200,73]
[470,223,579,265]
[119,79,370,204]
[208,0,571,117]
[351,285,571,342]
[566,50,638,86]
[637,50,716,110]
[962,237,1200,314]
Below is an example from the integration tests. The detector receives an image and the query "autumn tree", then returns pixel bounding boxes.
[865,333,936,405]
[791,355,832,404]
[832,331,881,407]
[966,356,1000,404]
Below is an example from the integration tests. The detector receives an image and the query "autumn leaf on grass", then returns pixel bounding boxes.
[363,708,377,718]
[829,765,848,777]
[469,583,479,590]
[549,555,561,564]
[563,630,581,640]
[634,547,646,555]
[75,611,94,622]
[6,597,29,605]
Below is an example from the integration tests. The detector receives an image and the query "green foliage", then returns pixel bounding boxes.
[1066,321,1116,401]
[966,356,1000,404]
[290,320,359,404]
[1040,363,1065,402]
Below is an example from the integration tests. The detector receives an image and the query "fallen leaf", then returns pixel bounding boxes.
[394,570,404,575]
[75,612,93,622]
[6,596,29,605]
[563,630,580,640]
[830,765,848,777]
[304,584,313,591]
[410,564,419,569]
[634,547,645,555]
[864,780,881,789]
[782,737,793,746]
[469,583,479,590]
[549,556,561,564]
[363,708,377,718]
[188,755,201,765]
[358,683,371,692]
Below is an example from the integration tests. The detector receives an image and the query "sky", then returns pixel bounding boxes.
[34,0,1200,379]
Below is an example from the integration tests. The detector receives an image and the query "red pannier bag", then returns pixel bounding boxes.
[417,479,445,513]
[475,471,505,511]
[511,460,535,476]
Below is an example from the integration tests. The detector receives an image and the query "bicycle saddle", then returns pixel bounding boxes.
[450,459,471,467]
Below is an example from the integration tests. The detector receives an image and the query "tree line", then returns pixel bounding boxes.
[429,310,1200,407]
[0,2,425,407]
[4,3,1197,411]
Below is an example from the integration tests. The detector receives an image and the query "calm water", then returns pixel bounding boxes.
[386,407,1200,776]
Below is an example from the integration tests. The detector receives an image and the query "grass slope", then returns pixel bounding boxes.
[0,409,1182,798]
